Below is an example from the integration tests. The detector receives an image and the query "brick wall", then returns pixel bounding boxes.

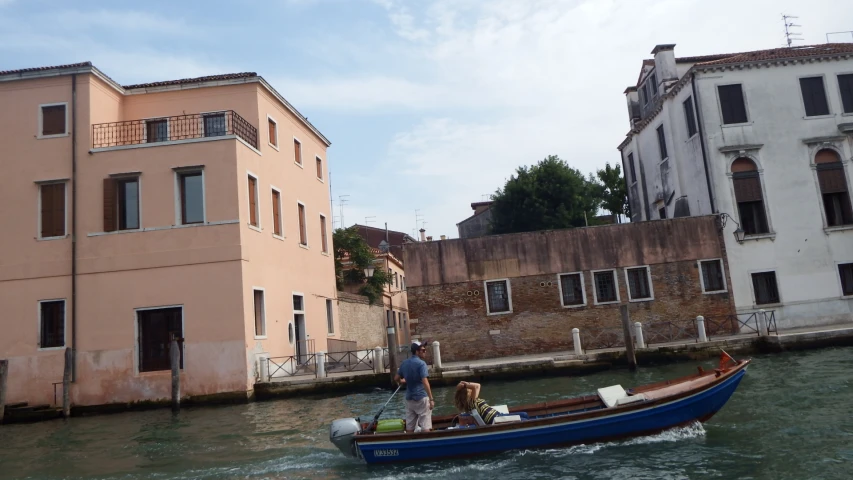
[337,291,387,349]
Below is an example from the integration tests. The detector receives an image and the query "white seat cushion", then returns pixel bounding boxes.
[493,404,509,414]
[615,393,647,406]
[493,415,522,424]
[597,384,629,408]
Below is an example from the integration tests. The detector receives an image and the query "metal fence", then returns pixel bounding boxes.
[581,327,627,351]
[644,319,698,346]
[325,350,375,373]
[92,110,259,149]
[704,311,777,338]
[267,353,317,381]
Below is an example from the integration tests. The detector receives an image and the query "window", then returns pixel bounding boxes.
[39,182,66,238]
[650,72,658,98]
[386,309,391,327]
[178,171,204,225]
[485,279,511,314]
[402,276,406,290]
[558,272,585,307]
[39,300,65,349]
[642,83,650,105]
[203,113,226,137]
[272,189,283,236]
[625,266,653,301]
[248,175,259,228]
[103,177,140,232]
[683,96,697,137]
[146,119,168,143]
[268,117,278,147]
[656,125,668,160]
[298,203,307,245]
[40,104,66,136]
[815,149,853,227]
[294,138,302,165]
[316,156,323,180]
[718,84,748,124]
[627,153,637,184]
[659,207,667,219]
[752,272,780,305]
[137,307,182,372]
[839,263,853,296]
[839,74,853,114]
[253,289,266,337]
[593,270,618,304]
[800,77,830,117]
[699,259,727,293]
[326,299,334,334]
[319,214,328,253]
[731,158,769,235]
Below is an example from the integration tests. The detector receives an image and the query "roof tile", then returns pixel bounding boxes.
[122,72,258,90]
[0,61,92,76]
[694,43,853,67]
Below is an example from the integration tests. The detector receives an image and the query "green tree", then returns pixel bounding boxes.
[333,226,390,305]
[595,162,629,221]
[490,155,601,234]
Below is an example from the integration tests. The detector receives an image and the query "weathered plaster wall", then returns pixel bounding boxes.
[337,292,386,349]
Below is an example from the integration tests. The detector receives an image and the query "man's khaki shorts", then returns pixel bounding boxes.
[405,397,432,431]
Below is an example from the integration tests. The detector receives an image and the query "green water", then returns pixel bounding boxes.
[2,347,852,480]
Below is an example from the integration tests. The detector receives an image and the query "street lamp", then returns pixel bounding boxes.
[719,213,746,244]
[364,265,375,278]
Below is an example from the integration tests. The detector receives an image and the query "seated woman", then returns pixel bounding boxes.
[454,381,529,424]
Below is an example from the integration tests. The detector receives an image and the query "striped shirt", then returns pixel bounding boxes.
[474,398,498,424]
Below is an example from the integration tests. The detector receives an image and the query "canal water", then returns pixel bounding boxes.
[2,347,852,480]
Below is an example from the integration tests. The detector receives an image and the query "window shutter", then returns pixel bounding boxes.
[268,120,276,146]
[51,184,65,237]
[103,178,117,232]
[248,178,258,226]
[817,165,848,194]
[298,204,306,244]
[40,185,53,238]
[839,74,853,113]
[733,174,763,202]
[42,105,66,135]
[272,191,281,236]
[294,140,301,164]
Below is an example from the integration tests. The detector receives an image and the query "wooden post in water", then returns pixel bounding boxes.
[63,348,72,418]
[620,305,638,371]
[0,359,8,424]
[386,326,399,383]
[170,338,180,412]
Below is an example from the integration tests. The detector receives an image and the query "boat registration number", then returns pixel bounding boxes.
[374,449,399,457]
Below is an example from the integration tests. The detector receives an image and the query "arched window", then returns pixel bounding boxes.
[815,149,853,226]
[731,158,769,235]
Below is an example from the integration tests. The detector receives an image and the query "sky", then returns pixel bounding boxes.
[2,0,852,239]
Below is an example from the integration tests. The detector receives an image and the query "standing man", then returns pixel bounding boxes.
[394,340,434,433]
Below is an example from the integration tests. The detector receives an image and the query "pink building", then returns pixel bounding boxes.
[0,62,338,408]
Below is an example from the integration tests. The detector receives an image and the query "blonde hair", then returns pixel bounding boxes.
[454,387,474,412]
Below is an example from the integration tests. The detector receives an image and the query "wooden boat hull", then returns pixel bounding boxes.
[353,361,748,464]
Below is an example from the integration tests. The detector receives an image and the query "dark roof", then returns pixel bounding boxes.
[675,53,733,64]
[0,61,92,76]
[471,201,493,209]
[694,43,853,67]
[351,224,417,264]
[123,72,258,90]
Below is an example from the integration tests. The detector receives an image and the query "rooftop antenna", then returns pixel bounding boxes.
[783,14,803,47]
[481,194,490,201]
[338,195,350,228]
[415,209,425,235]
[365,216,376,225]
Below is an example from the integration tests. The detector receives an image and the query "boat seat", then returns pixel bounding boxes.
[493,404,509,414]
[469,409,487,426]
[493,415,522,424]
[597,384,647,408]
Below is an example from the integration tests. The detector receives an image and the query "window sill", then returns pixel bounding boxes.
[268,143,279,152]
[593,300,620,306]
[321,251,330,256]
[248,224,262,233]
[299,243,309,250]
[272,234,285,241]
[38,346,66,352]
[38,235,68,241]
[742,233,776,242]
[753,303,782,309]
[254,335,268,340]
[317,177,324,183]
[38,133,70,139]
[137,370,180,377]
[802,114,835,120]
[561,303,587,309]
[824,225,853,234]
[702,289,729,295]
[327,333,336,337]
[721,121,753,128]
[686,133,699,142]
[486,310,512,316]
[842,112,853,117]
[294,161,304,169]
[628,297,654,303]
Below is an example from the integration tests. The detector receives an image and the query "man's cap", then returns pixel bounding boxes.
[411,340,429,354]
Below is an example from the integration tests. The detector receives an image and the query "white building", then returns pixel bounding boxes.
[618,43,853,329]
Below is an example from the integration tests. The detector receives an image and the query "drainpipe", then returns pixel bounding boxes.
[691,72,716,213]
[71,74,78,382]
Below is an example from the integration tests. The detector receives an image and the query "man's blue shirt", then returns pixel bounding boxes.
[398,356,429,401]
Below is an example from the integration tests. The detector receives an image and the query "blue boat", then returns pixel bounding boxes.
[330,353,749,464]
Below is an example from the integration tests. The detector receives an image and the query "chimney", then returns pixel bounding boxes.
[651,44,677,91]
[419,228,426,242]
[426,236,433,241]
[624,86,640,126]
[440,235,446,240]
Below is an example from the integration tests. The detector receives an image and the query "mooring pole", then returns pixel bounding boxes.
[387,326,399,383]
[170,338,181,412]
[620,305,638,371]
[62,348,72,418]
[0,359,8,424]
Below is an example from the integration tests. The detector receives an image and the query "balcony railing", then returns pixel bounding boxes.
[92,110,259,149]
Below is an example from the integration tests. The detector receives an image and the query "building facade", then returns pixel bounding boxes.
[0,62,338,408]
[457,201,493,239]
[619,44,853,329]
[404,216,736,362]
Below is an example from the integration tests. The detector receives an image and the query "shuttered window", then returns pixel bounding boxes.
[104,177,139,232]
[316,156,323,180]
[272,189,282,236]
[799,77,830,117]
[39,300,65,348]
[320,214,328,253]
[558,273,584,306]
[138,307,183,372]
[41,105,66,136]
[752,272,780,305]
[40,183,66,238]
[731,158,769,235]
[294,139,302,165]
[627,153,636,183]
[326,299,334,334]
[815,149,853,226]
[683,96,697,137]
[656,125,668,160]
[700,259,726,293]
[839,263,853,297]
[839,74,853,114]
[718,84,748,124]
[626,267,652,301]
[268,118,277,147]
[248,175,259,227]
[253,290,265,337]
[298,203,307,245]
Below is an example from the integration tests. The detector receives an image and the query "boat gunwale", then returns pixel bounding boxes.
[354,359,750,444]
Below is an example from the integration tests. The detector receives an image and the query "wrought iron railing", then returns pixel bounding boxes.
[325,350,374,373]
[704,310,777,338]
[267,353,317,380]
[644,320,698,346]
[581,327,626,351]
[92,110,259,149]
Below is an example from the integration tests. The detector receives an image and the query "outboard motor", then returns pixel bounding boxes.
[330,418,362,458]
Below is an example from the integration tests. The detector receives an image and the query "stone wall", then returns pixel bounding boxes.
[404,216,736,362]
[337,291,386,349]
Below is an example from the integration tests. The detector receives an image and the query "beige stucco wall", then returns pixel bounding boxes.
[337,292,387,349]
[0,70,337,407]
